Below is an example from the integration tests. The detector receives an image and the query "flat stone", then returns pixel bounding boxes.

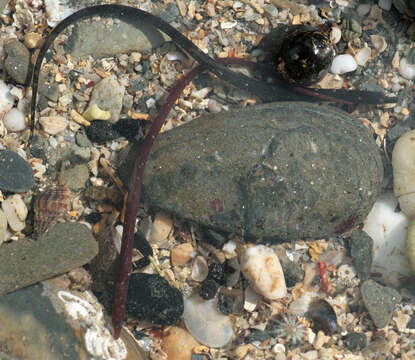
[62,164,90,191]
[64,18,168,60]
[4,39,30,84]
[350,230,373,282]
[121,102,383,242]
[0,149,34,193]
[0,222,98,296]
[361,279,401,328]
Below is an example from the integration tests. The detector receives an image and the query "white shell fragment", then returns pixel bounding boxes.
[183,295,234,348]
[330,27,342,45]
[363,192,411,286]
[3,108,26,132]
[330,54,358,75]
[0,80,14,119]
[191,256,209,282]
[240,245,287,300]
[392,129,415,218]
[57,290,127,359]
[370,35,387,53]
[355,47,371,66]
[378,0,392,11]
[2,194,28,232]
[44,0,76,27]
[149,213,173,245]
[39,115,67,135]
[399,57,415,80]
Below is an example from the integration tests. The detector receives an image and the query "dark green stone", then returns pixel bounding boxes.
[123,102,383,242]
[350,230,373,282]
[0,149,34,193]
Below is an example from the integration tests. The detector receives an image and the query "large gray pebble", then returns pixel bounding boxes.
[0,222,98,296]
[65,19,167,60]
[89,75,124,123]
[123,102,383,242]
[0,149,34,193]
[4,40,30,84]
[361,279,401,328]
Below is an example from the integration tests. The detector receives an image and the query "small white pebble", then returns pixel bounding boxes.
[3,108,26,132]
[378,0,392,11]
[399,57,415,80]
[222,240,237,255]
[330,54,358,75]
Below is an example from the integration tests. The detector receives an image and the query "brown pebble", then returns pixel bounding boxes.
[161,326,200,360]
[23,32,43,49]
[171,243,194,266]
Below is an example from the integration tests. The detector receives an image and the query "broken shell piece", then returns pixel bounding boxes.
[39,115,67,135]
[330,27,342,44]
[191,256,209,282]
[2,194,27,232]
[240,245,287,300]
[370,34,387,53]
[399,58,415,80]
[355,47,371,66]
[0,80,14,120]
[149,213,173,245]
[83,104,111,121]
[57,290,127,359]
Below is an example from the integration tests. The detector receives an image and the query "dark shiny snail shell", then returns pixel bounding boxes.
[269,26,334,86]
[33,184,71,237]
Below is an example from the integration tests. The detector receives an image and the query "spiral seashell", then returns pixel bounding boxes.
[34,184,71,237]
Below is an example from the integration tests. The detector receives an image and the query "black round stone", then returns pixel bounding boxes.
[84,212,102,224]
[112,119,145,141]
[126,273,183,325]
[199,279,219,300]
[86,121,120,143]
[207,262,226,286]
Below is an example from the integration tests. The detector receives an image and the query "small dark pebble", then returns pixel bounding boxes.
[349,230,373,282]
[112,119,145,141]
[408,314,415,329]
[217,292,234,315]
[207,262,226,286]
[133,257,151,269]
[202,228,228,249]
[246,329,270,343]
[344,332,367,351]
[84,212,102,224]
[86,121,120,143]
[126,273,183,325]
[0,149,34,193]
[282,260,304,287]
[199,278,219,300]
[307,299,337,335]
[134,231,153,257]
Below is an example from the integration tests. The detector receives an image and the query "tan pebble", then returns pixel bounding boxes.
[70,109,90,126]
[39,116,67,135]
[23,32,43,48]
[240,245,287,300]
[233,344,253,359]
[313,330,330,350]
[401,108,410,116]
[302,350,318,360]
[392,51,400,70]
[171,242,194,266]
[55,72,64,82]
[161,326,200,360]
[0,209,7,244]
[130,52,142,63]
[149,213,173,244]
[2,194,27,232]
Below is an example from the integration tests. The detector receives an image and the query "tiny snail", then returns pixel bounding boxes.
[392,129,415,219]
[271,25,334,86]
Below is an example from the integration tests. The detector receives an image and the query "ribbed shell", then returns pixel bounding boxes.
[34,185,71,237]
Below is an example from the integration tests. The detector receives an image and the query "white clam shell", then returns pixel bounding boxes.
[399,57,415,80]
[330,54,358,75]
[39,115,67,135]
[2,194,28,232]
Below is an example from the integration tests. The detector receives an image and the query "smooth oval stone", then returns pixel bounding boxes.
[0,149,34,193]
[126,102,383,242]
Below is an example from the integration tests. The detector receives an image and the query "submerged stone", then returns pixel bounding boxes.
[122,102,383,242]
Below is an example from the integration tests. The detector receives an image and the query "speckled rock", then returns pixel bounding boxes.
[4,40,30,84]
[350,230,373,282]
[0,222,98,296]
[361,279,401,328]
[0,149,34,193]
[88,76,124,123]
[122,102,383,242]
[65,18,168,59]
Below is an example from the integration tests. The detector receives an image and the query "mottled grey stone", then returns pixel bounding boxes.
[0,149,34,193]
[62,164,90,191]
[121,102,383,242]
[0,223,98,296]
[361,279,401,328]
[64,18,168,60]
[89,75,124,123]
[4,40,30,84]
[350,230,373,282]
